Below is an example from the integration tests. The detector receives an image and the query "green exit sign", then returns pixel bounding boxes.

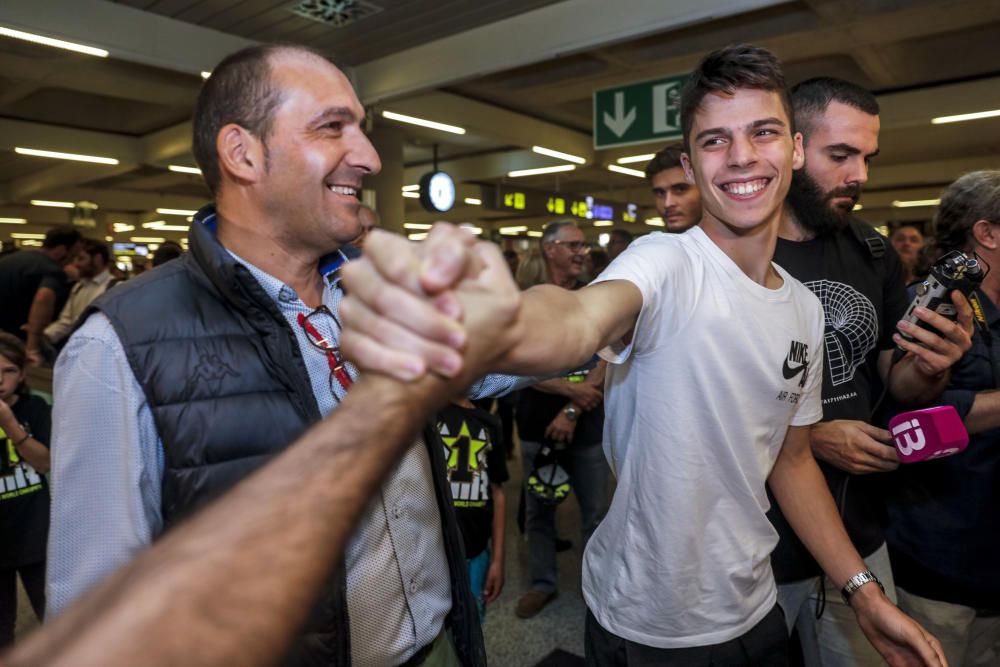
[593,73,689,150]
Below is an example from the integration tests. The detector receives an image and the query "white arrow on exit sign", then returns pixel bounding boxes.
[603,92,636,138]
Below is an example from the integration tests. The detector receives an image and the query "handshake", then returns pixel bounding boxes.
[339,224,524,385]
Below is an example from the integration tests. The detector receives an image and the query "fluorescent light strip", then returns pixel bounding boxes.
[0,26,108,58]
[403,223,432,230]
[932,109,1000,125]
[408,232,429,241]
[617,153,656,164]
[143,221,190,232]
[381,110,466,135]
[527,231,543,238]
[593,220,614,227]
[169,165,202,175]
[892,199,941,208]
[18,240,42,247]
[459,224,483,235]
[11,233,46,240]
[508,165,576,178]
[16,147,118,165]
[131,236,166,243]
[201,71,211,80]
[608,164,645,178]
[402,191,420,199]
[112,223,135,233]
[463,197,482,206]
[499,226,528,235]
[156,208,198,216]
[401,184,420,191]
[532,146,586,165]
[0,218,27,224]
[31,199,75,208]
[853,204,863,211]
[645,217,665,227]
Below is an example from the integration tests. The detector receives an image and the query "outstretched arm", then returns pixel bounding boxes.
[770,426,947,667]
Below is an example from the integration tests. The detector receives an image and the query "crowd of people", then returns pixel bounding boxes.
[0,37,996,667]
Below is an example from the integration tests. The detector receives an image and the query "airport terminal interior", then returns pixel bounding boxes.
[2,0,1000,665]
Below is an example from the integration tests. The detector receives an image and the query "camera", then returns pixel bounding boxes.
[900,250,985,341]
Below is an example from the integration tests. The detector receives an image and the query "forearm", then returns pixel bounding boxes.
[962,389,1000,434]
[490,486,506,566]
[531,377,575,398]
[3,372,454,667]
[769,436,867,589]
[888,354,949,407]
[25,288,57,352]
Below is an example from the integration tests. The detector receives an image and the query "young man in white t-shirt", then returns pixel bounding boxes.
[337,45,946,666]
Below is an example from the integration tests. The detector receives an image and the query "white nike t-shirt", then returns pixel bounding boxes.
[583,227,824,648]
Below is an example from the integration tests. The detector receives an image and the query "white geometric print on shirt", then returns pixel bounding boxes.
[804,279,879,386]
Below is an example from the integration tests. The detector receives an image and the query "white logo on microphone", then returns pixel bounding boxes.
[891,419,926,456]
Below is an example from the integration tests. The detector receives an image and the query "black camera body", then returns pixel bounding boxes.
[900,250,985,341]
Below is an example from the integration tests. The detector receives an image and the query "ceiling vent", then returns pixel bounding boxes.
[290,0,383,27]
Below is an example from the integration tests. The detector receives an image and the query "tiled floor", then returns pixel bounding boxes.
[13,443,593,666]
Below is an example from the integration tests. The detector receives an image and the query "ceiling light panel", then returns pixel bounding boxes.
[532,146,586,165]
[381,110,466,135]
[0,26,108,57]
[16,147,118,165]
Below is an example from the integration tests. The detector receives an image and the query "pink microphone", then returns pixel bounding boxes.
[888,406,969,463]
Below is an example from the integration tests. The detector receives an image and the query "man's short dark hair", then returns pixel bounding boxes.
[791,77,879,141]
[609,229,633,244]
[645,144,685,179]
[42,226,81,250]
[81,238,110,264]
[679,44,792,152]
[192,44,330,194]
[152,241,184,267]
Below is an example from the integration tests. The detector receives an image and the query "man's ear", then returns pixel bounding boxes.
[971,219,998,250]
[216,124,266,185]
[791,131,805,171]
[680,150,695,183]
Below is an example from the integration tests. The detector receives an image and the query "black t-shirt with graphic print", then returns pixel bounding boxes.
[436,404,509,558]
[0,393,52,567]
[768,222,909,582]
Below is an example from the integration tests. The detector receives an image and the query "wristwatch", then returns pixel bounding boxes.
[563,406,579,422]
[841,570,885,605]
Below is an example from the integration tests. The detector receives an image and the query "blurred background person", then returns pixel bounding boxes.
[0,227,81,365]
[891,225,925,285]
[151,241,184,268]
[606,229,633,261]
[644,143,702,233]
[0,333,52,649]
[43,240,114,351]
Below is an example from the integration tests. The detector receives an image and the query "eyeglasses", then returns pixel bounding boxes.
[297,305,353,395]
[549,240,590,253]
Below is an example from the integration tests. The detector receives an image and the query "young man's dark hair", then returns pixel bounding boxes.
[679,43,793,151]
[42,226,82,251]
[791,77,880,141]
[644,144,684,179]
[192,44,329,194]
[80,238,110,265]
[151,241,184,267]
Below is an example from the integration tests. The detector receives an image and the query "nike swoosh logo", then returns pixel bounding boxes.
[782,359,806,379]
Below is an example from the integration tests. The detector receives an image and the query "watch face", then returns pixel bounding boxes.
[420,171,455,213]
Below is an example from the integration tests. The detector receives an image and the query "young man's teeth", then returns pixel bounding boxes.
[327,185,357,196]
[725,180,766,195]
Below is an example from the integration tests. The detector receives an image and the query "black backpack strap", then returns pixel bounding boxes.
[849,217,886,259]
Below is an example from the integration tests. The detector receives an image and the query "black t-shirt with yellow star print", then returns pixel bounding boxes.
[435,403,509,557]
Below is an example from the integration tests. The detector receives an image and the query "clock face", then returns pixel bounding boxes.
[420,171,456,213]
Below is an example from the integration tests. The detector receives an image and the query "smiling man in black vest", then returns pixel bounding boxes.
[46,44,484,667]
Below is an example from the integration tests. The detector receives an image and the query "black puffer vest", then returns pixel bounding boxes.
[82,212,484,666]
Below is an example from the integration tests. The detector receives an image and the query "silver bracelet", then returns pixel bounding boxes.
[841,570,884,605]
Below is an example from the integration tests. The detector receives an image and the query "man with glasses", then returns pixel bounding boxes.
[514,220,609,619]
[46,44,484,667]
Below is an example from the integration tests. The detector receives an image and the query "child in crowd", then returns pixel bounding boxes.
[436,397,508,621]
[0,332,52,647]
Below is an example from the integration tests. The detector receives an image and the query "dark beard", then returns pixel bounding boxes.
[787,168,860,236]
